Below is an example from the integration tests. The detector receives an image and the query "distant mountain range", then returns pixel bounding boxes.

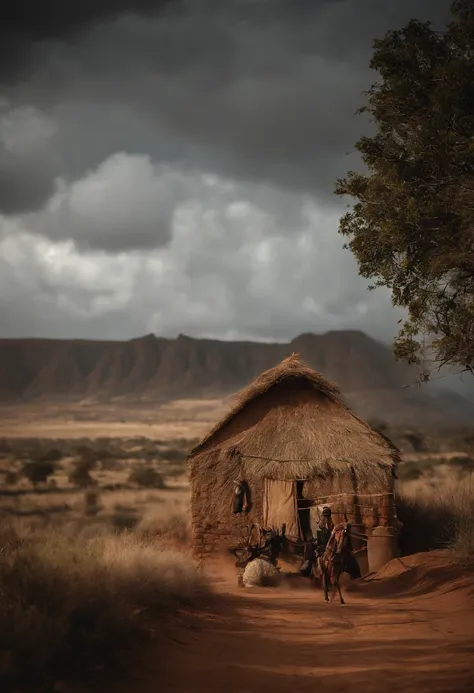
[1,330,473,425]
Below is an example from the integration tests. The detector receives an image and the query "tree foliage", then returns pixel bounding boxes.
[22,460,56,486]
[335,0,474,377]
[69,457,97,488]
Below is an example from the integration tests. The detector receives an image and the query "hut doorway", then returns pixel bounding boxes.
[263,479,300,540]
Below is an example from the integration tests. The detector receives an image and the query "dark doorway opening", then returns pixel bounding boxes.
[296,480,312,540]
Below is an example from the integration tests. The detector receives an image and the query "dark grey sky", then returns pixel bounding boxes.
[0,0,452,342]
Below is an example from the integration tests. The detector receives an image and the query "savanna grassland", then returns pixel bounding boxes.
[0,405,207,691]
[0,403,474,692]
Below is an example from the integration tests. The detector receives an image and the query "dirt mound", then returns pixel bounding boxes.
[357,550,474,600]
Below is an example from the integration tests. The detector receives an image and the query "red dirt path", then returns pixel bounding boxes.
[124,551,474,693]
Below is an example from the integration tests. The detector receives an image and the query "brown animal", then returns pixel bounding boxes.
[314,522,352,605]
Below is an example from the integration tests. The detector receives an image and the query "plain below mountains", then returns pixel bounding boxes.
[0,331,473,425]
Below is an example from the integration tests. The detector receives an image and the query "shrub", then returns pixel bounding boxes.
[73,445,98,461]
[21,460,57,486]
[0,439,11,454]
[84,489,103,516]
[158,446,187,462]
[450,456,474,472]
[128,466,165,489]
[0,525,209,690]
[69,458,97,488]
[3,470,19,485]
[38,448,63,463]
[137,510,190,545]
[99,456,124,471]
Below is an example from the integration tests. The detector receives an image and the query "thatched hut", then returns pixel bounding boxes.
[188,354,400,562]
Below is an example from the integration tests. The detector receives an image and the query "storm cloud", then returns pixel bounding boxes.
[0,0,451,342]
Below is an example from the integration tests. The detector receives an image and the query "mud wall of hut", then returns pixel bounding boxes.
[191,476,266,561]
[189,446,267,561]
[303,470,397,550]
[190,461,397,561]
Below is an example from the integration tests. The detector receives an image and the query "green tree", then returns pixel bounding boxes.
[335,0,474,378]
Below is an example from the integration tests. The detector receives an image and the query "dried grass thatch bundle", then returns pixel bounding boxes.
[190,354,399,484]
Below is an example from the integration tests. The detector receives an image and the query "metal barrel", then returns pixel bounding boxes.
[367,525,400,573]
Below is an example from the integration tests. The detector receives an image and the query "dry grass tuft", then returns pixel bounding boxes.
[128,465,166,489]
[448,480,474,564]
[136,507,191,545]
[0,523,208,690]
[397,471,474,562]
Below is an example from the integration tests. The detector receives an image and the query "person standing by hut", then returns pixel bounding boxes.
[315,506,335,556]
[300,506,335,576]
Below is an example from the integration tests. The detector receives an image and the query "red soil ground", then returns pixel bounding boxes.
[110,551,474,693]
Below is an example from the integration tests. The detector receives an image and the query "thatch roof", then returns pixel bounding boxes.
[189,354,400,486]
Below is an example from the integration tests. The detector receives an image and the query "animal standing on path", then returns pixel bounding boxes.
[315,522,352,605]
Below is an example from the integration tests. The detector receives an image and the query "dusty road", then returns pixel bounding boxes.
[124,552,474,693]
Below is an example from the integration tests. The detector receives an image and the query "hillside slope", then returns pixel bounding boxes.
[0,331,472,424]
